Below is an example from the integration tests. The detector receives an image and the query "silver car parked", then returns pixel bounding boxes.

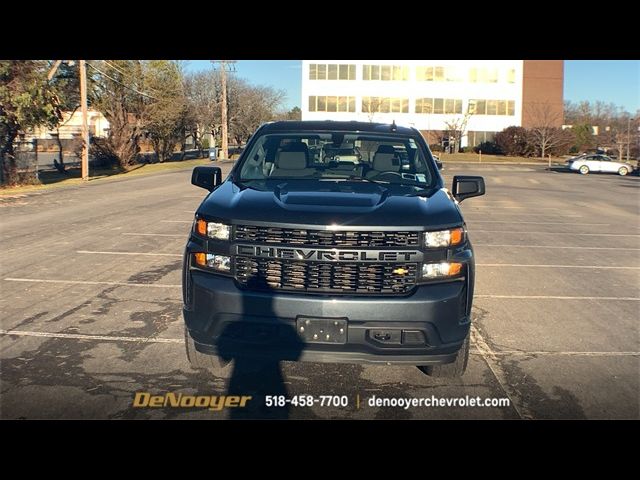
[567,154,634,176]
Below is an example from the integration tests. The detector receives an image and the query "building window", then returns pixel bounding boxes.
[469,67,499,83]
[416,98,463,114]
[416,66,461,82]
[309,63,356,80]
[308,96,356,112]
[467,131,498,146]
[507,68,516,83]
[363,64,408,81]
[362,97,409,113]
[469,99,515,116]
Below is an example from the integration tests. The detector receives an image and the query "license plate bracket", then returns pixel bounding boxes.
[296,317,347,344]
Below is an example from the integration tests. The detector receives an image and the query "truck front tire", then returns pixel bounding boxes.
[417,332,470,378]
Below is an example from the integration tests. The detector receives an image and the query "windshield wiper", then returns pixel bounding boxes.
[330,175,390,185]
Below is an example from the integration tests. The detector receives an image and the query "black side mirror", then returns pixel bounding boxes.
[192,166,222,191]
[452,175,485,202]
[436,160,443,170]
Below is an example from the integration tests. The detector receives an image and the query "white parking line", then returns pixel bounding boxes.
[477,264,640,270]
[468,221,608,226]
[77,250,182,257]
[123,233,185,237]
[472,230,640,237]
[464,212,581,217]
[474,244,640,251]
[4,278,181,288]
[489,350,640,357]
[470,325,530,420]
[527,178,540,184]
[0,329,184,344]
[468,206,560,210]
[475,294,639,300]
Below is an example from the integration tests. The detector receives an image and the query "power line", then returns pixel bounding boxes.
[86,62,158,100]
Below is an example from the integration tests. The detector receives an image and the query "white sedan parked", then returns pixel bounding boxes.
[568,154,635,176]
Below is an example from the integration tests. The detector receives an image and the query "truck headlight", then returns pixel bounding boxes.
[194,253,231,272]
[195,219,230,240]
[424,227,464,248]
[422,262,463,279]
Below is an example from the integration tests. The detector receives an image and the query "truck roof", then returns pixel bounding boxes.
[259,120,418,135]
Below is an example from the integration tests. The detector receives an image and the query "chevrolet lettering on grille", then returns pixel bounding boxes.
[236,245,423,262]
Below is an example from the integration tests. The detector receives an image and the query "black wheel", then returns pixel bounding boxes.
[417,332,470,378]
[618,167,628,176]
[184,327,230,373]
[579,165,589,175]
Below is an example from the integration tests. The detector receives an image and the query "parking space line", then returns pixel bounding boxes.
[123,233,185,237]
[77,250,182,257]
[463,212,581,217]
[527,178,540,184]
[472,230,640,237]
[4,278,181,288]
[477,264,640,270]
[475,294,639,300]
[470,325,530,420]
[468,221,608,226]
[474,244,640,251]
[0,329,184,344]
[489,350,640,357]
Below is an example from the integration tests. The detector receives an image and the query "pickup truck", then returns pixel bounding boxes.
[182,121,485,377]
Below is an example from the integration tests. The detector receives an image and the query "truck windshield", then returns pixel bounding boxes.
[237,132,435,187]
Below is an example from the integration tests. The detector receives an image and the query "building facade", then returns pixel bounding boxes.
[301,60,563,148]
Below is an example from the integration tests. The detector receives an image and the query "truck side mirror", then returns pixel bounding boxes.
[435,160,443,170]
[452,175,485,202]
[192,166,222,191]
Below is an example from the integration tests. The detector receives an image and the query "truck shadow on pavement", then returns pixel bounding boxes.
[215,286,304,419]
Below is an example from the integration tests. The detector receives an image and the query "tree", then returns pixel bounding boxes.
[495,126,531,156]
[570,123,595,152]
[526,102,568,158]
[90,60,146,169]
[49,61,81,172]
[0,61,61,185]
[274,106,301,121]
[227,77,285,145]
[184,70,220,157]
[443,110,472,153]
[143,60,188,163]
[362,97,384,122]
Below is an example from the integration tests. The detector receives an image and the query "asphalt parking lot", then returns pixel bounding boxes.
[1,162,638,420]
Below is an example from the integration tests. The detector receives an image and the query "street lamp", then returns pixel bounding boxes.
[627,117,634,161]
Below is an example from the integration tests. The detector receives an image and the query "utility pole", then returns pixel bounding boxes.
[627,117,634,162]
[211,60,236,161]
[79,60,89,180]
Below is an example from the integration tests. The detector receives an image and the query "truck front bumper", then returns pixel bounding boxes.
[184,271,472,366]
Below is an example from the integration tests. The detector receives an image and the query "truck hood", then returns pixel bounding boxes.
[196,180,463,229]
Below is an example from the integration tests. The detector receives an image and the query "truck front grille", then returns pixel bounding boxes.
[235,256,418,295]
[234,225,419,247]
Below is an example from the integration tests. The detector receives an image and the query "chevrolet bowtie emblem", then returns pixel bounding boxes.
[392,268,408,275]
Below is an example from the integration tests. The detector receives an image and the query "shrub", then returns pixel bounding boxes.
[429,144,443,152]
[473,141,502,155]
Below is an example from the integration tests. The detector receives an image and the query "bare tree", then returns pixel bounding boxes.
[90,60,146,169]
[362,97,384,122]
[227,77,285,145]
[526,102,567,158]
[184,70,221,156]
[443,111,473,153]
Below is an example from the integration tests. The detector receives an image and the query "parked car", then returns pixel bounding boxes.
[567,154,634,176]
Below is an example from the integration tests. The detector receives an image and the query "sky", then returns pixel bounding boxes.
[185,60,639,113]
